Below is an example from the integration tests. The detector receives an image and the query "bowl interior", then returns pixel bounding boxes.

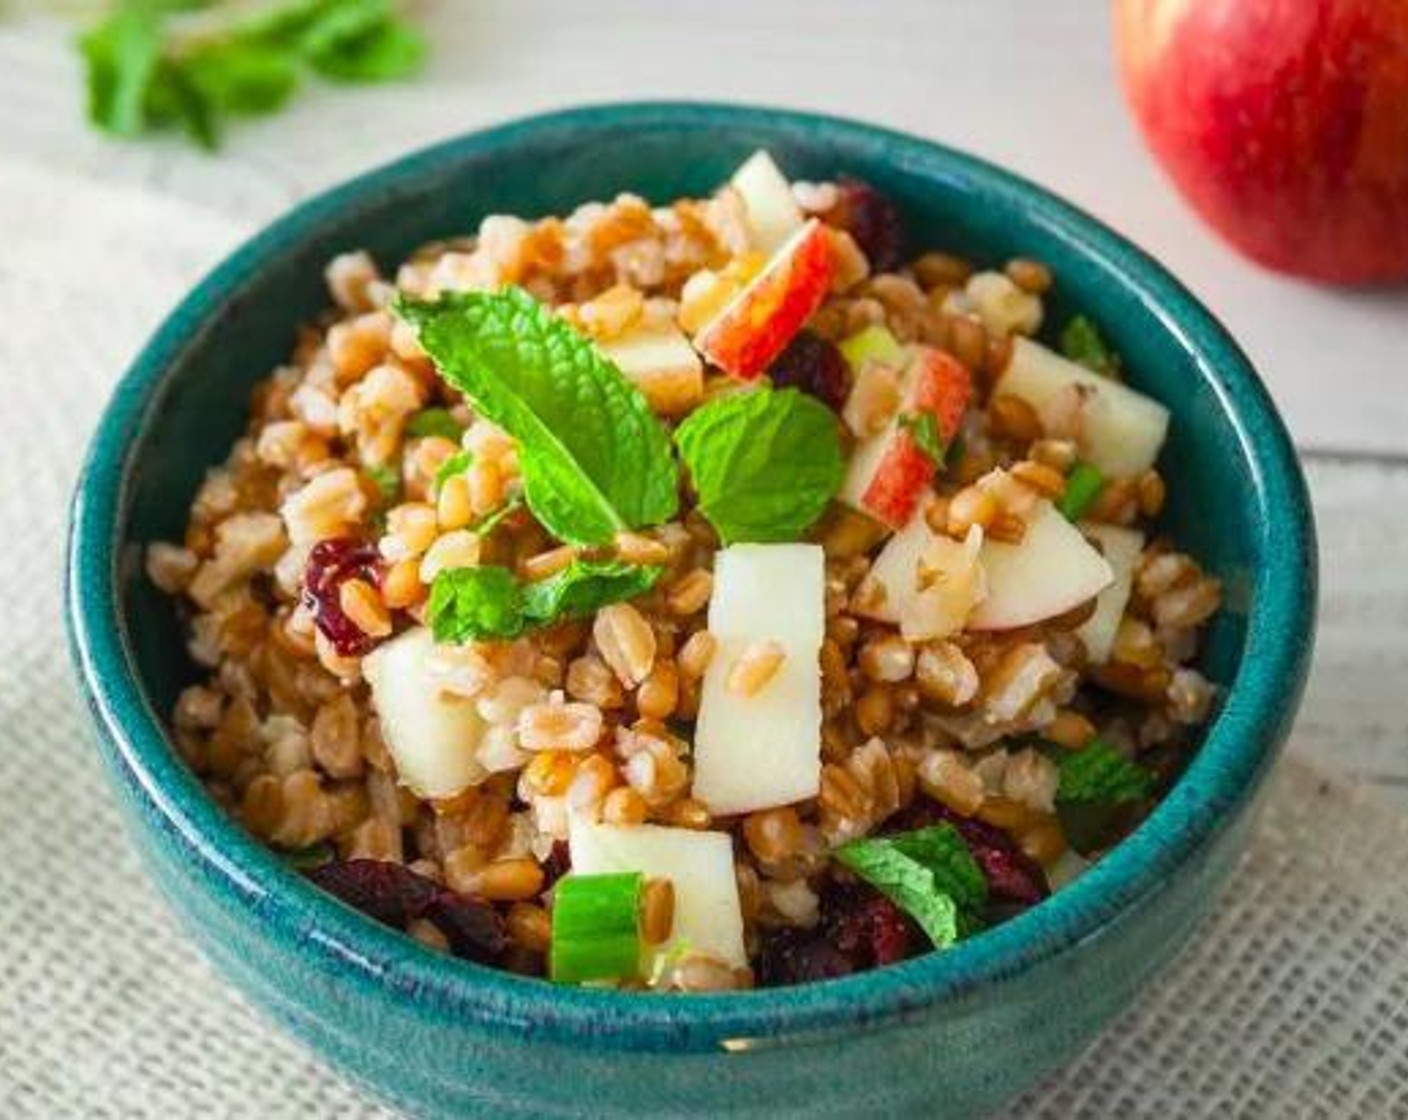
[80,104,1312,1043]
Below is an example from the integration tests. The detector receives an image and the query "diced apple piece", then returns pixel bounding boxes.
[362,627,487,799]
[694,219,834,380]
[1076,523,1145,663]
[906,347,972,444]
[839,347,972,529]
[998,338,1170,478]
[969,502,1115,630]
[729,150,805,255]
[856,509,986,640]
[598,323,703,416]
[568,818,747,970]
[692,544,824,815]
[838,323,906,370]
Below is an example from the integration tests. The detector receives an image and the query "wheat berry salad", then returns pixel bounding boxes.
[147,150,1223,993]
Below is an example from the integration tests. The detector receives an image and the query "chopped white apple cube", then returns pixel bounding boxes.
[692,544,824,815]
[1076,523,1145,663]
[729,150,805,255]
[998,338,1170,478]
[598,324,703,416]
[568,818,747,969]
[856,509,986,640]
[969,502,1115,631]
[362,627,487,799]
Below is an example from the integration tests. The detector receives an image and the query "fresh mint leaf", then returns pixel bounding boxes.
[397,288,679,546]
[428,566,526,643]
[76,0,426,150]
[886,825,987,916]
[834,839,962,949]
[433,449,473,494]
[181,40,299,117]
[428,558,662,642]
[406,407,465,441]
[80,5,164,138]
[1060,315,1120,376]
[674,387,843,545]
[307,16,425,81]
[521,560,663,624]
[1056,738,1155,804]
[898,411,946,465]
[836,823,988,946]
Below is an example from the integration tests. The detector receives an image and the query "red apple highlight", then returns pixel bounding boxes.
[694,219,834,379]
[1115,0,1408,284]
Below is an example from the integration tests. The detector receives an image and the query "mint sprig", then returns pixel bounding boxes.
[398,289,680,547]
[429,559,663,643]
[79,0,425,150]
[835,824,987,948]
[674,387,843,545]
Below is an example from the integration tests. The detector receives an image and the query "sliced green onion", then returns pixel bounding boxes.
[406,406,465,441]
[550,871,644,984]
[1056,461,1105,521]
[838,323,905,370]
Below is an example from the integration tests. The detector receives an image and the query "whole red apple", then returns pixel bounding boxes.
[1114,0,1408,284]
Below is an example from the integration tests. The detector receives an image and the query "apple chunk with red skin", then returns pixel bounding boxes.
[840,347,972,529]
[694,218,834,380]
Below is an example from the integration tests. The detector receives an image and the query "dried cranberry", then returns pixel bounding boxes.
[767,330,851,411]
[307,859,438,927]
[756,928,856,987]
[302,537,383,657]
[820,882,918,968]
[540,841,572,889]
[832,178,905,273]
[423,891,507,964]
[894,801,1050,908]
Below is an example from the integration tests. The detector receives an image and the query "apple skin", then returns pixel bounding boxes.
[859,430,936,529]
[695,219,834,379]
[1115,0,1408,284]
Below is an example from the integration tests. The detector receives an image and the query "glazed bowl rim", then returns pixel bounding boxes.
[65,100,1315,1053]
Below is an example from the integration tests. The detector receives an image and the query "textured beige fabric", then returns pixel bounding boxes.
[1,159,1405,1120]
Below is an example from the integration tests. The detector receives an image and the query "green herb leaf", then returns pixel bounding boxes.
[433,449,473,494]
[79,5,164,138]
[427,566,526,643]
[1056,738,1155,805]
[282,841,335,870]
[550,872,644,984]
[428,559,663,643]
[407,407,465,441]
[398,288,679,546]
[898,411,946,465]
[835,823,987,947]
[1055,461,1105,521]
[76,0,426,150]
[1060,315,1120,376]
[674,387,843,545]
[365,461,401,504]
[521,560,663,624]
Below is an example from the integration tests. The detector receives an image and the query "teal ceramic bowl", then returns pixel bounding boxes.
[66,103,1315,1118]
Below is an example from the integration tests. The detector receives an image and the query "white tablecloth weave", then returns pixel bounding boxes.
[2,158,1405,1120]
